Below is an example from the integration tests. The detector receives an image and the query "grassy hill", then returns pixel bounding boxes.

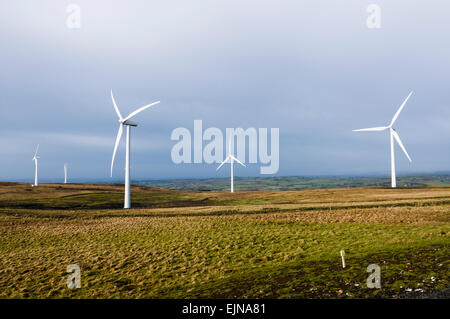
[0,182,448,298]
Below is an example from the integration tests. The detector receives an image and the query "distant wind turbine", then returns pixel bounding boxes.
[32,144,40,187]
[217,139,246,192]
[64,163,68,184]
[353,91,413,188]
[110,89,160,209]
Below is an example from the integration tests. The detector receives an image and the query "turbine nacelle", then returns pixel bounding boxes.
[216,154,246,171]
[121,120,138,127]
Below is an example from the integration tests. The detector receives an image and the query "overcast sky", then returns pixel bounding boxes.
[0,0,449,182]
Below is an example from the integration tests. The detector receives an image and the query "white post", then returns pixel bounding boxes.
[230,158,234,193]
[124,125,131,209]
[64,165,67,184]
[390,130,396,188]
[34,159,39,187]
[340,250,346,268]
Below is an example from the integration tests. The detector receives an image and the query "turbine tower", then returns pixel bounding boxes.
[110,89,160,209]
[64,163,68,184]
[217,140,246,192]
[32,144,40,187]
[353,91,413,188]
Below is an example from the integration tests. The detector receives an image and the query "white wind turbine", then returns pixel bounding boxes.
[64,163,68,184]
[110,89,160,209]
[32,144,40,187]
[217,140,246,192]
[353,91,413,188]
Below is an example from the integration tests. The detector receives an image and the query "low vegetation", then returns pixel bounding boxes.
[0,182,448,298]
[137,174,450,191]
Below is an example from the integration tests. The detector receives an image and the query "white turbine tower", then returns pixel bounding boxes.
[64,163,68,184]
[217,140,246,192]
[110,89,160,209]
[353,91,413,188]
[32,144,40,187]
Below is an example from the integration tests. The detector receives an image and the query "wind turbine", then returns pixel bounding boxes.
[217,140,246,192]
[110,89,160,209]
[64,163,68,184]
[32,144,39,187]
[353,91,413,188]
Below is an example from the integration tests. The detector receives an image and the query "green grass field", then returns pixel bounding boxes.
[0,182,448,298]
[137,175,450,191]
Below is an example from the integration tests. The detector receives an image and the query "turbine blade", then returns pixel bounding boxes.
[392,130,412,162]
[123,101,160,122]
[111,124,123,177]
[216,156,230,171]
[352,127,389,132]
[111,89,123,121]
[390,91,413,127]
[230,155,246,167]
[34,144,39,157]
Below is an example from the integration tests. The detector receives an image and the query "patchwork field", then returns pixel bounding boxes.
[0,182,448,298]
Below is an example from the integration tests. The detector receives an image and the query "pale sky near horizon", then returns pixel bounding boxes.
[0,1,449,181]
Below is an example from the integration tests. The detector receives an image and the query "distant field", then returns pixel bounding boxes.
[0,182,448,298]
[136,175,450,191]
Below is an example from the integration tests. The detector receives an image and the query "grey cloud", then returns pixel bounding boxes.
[0,0,449,181]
